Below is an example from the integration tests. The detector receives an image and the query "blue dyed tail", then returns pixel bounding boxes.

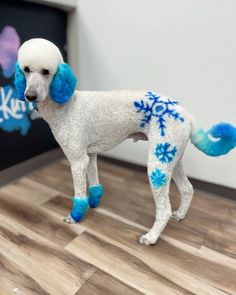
[191,122,236,157]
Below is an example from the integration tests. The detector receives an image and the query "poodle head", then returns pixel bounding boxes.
[15,38,77,104]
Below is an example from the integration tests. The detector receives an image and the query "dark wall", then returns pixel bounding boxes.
[0,0,67,170]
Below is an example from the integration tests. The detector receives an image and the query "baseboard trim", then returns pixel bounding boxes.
[0,148,64,187]
[98,155,236,201]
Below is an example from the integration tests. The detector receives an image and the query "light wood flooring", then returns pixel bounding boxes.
[0,157,236,295]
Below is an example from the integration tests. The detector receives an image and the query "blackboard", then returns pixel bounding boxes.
[0,0,67,170]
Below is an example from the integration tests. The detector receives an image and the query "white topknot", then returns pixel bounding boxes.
[18,38,63,74]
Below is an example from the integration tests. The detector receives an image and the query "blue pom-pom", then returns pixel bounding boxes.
[89,184,103,208]
[208,122,236,140]
[70,196,89,222]
[14,62,26,101]
[192,122,236,156]
[49,63,77,104]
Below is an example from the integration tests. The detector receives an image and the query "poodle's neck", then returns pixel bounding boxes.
[37,96,68,124]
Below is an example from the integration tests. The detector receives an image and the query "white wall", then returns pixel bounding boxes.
[77,0,236,189]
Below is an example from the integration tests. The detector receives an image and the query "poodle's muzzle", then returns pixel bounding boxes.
[24,71,52,103]
[25,90,38,102]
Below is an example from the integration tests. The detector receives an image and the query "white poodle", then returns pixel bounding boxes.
[14,38,236,245]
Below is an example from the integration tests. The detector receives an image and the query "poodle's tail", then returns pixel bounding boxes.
[190,116,236,157]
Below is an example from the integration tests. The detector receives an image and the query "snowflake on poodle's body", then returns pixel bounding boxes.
[155,142,177,163]
[134,91,184,136]
[150,168,167,188]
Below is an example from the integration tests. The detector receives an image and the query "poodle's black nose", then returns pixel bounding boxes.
[25,90,38,102]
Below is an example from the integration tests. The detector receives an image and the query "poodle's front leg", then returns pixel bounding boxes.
[87,153,103,208]
[64,154,89,223]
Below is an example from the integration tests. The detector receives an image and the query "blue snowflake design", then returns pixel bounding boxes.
[155,142,177,163]
[150,168,167,189]
[134,91,184,136]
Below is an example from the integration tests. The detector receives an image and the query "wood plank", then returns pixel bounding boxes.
[1,158,236,295]
[0,177,59,205]
[182,207,236,237]
[93,206,236,273]
[203,229,236,259]
[0,253,50,295]
[75,269,144,295]
[66,231,228,295]
[0,213,96,295]
[67,232,191,295]
[101,179,236,250]
[44,195,232,294]
[190,189,236,219]
[28,160,74,196]
[97,163,236,237]
[78,213,235,293]
[102,183,208,248]
[27,158,175,218]
[97,161,236,251]
[43,195,208,249]
[0,191,84,247]
[78,213,235,294]
[40,158,236,250]
[37,158,236,224]
[87,158,236,219]
[39,158,236,250]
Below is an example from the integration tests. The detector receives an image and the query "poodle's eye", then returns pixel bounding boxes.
[42,69,50,76]
[24,66,30,73]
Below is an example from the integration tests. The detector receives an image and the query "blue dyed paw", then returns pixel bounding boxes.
[89,184,103,208]
[70,196,89,222]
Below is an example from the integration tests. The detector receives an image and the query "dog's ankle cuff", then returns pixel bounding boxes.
[89,184,103,208]
[70,196,89,222]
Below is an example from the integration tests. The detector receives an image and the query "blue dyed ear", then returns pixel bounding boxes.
[14,62,26,101]
[49,63,77,104]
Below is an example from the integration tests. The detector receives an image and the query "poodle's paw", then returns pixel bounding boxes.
[63,214,76,224]
[89,184,103,208]
[172,210,185,221]
[70,196,89,222]
[139,233,157,245]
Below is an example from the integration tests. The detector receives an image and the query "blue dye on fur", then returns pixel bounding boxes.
[50,63,77,104]
[70,196,89,222]
[150,168,167,189]
[155,142,177,163]
[14,62,26,101]
[192,122,236,157]
[134,91,184,136]
[89,184,103,208]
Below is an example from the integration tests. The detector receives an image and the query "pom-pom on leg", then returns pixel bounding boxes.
[89,184,103,208]
[65,196,89,223]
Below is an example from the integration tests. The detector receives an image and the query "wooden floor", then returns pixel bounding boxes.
[0,158,236,295]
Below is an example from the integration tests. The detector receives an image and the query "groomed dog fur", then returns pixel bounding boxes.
[15,38,236,245]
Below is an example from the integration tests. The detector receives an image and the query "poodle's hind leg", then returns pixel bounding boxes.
[87,153,103,208]
[172,160,194,220]
[139,120,191,245]
[139,141,174,245]
[139,172,172,245]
